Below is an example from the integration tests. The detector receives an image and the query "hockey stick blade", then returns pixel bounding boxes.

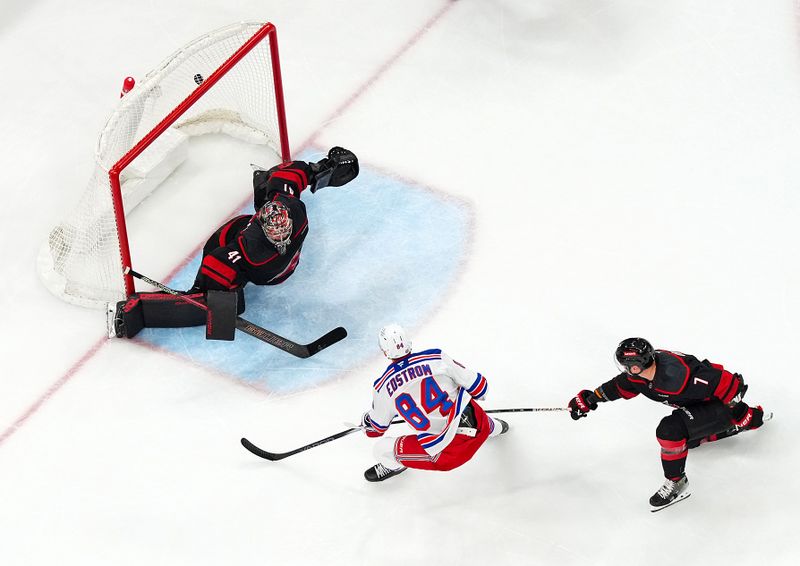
[241,437,285,461]
[241,427,361,461]
[235,319,347,358]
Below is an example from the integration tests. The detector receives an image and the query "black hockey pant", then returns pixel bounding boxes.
[655,400,738,480]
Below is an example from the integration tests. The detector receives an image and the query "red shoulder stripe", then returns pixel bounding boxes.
[270,169,308,193]
[202,256,237,288]
[616,381,638,399]
[218,215,248,246]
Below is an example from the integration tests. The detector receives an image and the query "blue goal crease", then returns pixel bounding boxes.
[139,165,471,394]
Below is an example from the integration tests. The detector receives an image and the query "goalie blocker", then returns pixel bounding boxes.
[108,289,244,340]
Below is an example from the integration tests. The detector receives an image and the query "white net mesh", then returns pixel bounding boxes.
[37,22,287,308]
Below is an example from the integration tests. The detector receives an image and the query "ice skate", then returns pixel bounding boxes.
[106,302,124,338]
[494,418,510,435]
[364,463,406,482]
[649,475,691,512]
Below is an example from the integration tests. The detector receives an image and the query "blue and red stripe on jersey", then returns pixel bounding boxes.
[373,349,443,392]
[466,373,488,399]
[367,415,390,432]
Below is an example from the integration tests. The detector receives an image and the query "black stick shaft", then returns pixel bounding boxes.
[241,428,361,461]
[242,406,567,461]
[486,407,567,414]
[387,406,566,424]
[126,267,206,309]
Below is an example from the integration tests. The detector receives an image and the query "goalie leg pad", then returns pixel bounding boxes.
[206,290,238,341]
[140,292,208,327]
[111,290,245,339]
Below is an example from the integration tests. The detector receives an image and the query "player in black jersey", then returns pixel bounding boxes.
[568,337,770,511]
[109,147,359,339]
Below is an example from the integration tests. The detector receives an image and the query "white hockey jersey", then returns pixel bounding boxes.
[367,349,489,456]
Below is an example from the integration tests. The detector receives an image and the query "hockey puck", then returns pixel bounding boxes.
[193,73,204,85]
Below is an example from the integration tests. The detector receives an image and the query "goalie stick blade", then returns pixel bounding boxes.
[234,319,347,358]
[304,326,348,356]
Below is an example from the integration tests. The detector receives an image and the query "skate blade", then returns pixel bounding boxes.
[105,303,117,339]
[650,490,691,513]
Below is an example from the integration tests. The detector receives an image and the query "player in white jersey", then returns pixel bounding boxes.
[360,324,509,482]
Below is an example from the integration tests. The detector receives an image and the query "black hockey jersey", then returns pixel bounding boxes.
[596,350,744,408]
[193,161,314,291]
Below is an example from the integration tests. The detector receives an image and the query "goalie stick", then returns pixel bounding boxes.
[125,267,347,358]
[241,407,567,461]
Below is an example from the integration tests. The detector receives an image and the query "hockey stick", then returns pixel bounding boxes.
[125,267,347,358]
[241,428,362,461]
[240,406,566,461]
[485,407,567,414]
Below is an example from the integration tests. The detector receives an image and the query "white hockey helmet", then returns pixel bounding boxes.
[378,324,412,359]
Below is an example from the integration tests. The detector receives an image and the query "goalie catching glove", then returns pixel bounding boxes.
[310,146,359,192]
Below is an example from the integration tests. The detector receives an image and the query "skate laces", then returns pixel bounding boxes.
[375,464,392,478]
[657,479,678,498]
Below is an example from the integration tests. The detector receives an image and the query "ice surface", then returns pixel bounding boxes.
[0,1,797,565]
[140,161,470,393]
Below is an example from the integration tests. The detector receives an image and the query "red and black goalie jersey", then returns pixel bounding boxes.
[596,350,744,408]
[191,160,314,292]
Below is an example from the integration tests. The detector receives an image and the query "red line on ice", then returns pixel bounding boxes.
[0,338,106,447]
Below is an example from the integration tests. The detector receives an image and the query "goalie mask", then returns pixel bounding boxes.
[257,201,292,254]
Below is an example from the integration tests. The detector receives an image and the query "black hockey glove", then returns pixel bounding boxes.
[568,389,601,420]
[726,376,748,407]
[310,146,359,193]
[730,403,765,430]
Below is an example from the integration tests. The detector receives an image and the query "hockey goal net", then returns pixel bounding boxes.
[37,22,290,308]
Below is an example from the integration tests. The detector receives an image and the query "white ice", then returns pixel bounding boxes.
[1,1,798,564]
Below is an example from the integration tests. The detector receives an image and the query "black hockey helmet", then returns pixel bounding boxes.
[614,337,655,375]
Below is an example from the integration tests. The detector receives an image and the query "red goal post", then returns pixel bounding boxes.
[38,22,291,308]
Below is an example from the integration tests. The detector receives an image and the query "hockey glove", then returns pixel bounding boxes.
[568,389,601,420]
[726,376,748,406]
[310,147,359,192]
[360,412,385,438]
[731,403,765,430]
